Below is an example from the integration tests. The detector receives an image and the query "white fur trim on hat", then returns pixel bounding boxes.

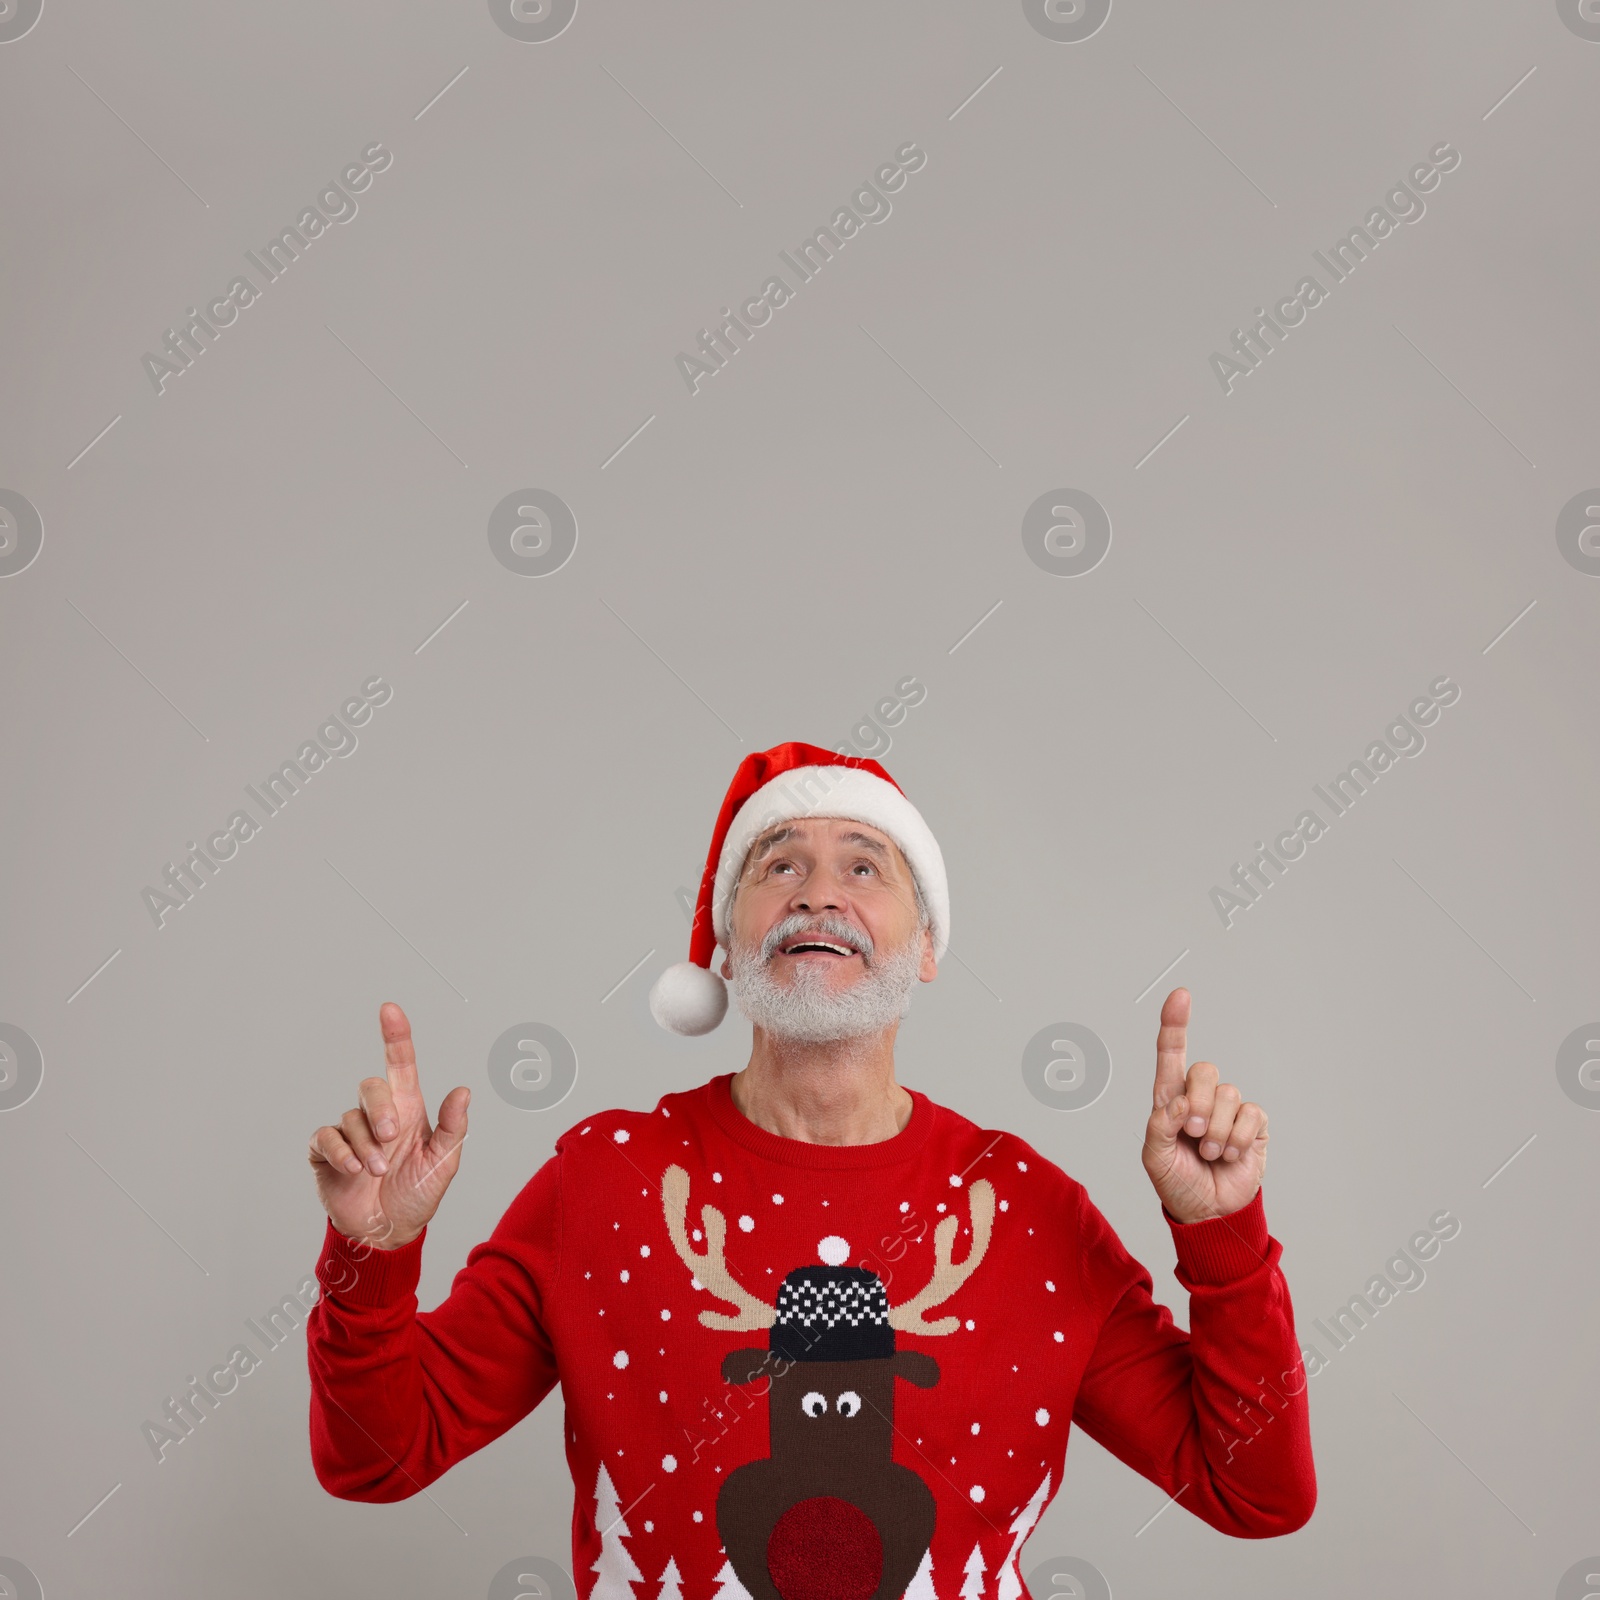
[710,765,949,961]
[648,961,728,1036]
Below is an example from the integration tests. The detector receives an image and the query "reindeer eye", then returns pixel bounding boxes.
[836,1390,861,1417]
[801,1391,827,1418]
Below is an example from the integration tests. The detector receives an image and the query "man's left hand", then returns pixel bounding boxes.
[1142,987,1268,1224]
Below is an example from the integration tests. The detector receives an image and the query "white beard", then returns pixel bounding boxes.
[725,912,924,1044]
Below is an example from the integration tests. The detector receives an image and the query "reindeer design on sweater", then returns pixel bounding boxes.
[662,1165,996,1600]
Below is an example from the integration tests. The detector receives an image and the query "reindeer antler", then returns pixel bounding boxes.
[887,1178,995,1335]
[661,1164,776,1331]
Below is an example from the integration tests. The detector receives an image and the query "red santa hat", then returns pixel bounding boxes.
[647,740,950,1035]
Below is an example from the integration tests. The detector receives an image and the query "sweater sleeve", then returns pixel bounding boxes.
[1067,1184,1316,1537]
[305,1149,564,1501]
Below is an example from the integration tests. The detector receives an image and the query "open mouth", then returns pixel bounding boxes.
[775,938,861,960]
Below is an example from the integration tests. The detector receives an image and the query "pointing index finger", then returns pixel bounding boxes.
[379,1001,423,1105]
[1153,987,1191,1110]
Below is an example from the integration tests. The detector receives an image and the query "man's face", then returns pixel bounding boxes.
[718,816,935,1042]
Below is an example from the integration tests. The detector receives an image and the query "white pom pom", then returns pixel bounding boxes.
[648,962,728,1036]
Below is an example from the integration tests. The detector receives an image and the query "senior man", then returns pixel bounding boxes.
[306,741,1316,1600]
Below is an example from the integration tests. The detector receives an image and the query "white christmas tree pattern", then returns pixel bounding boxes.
[992,1472,1051,1600]
[589,1462,645,1600]
[655,1557,684,1600]
[710,1555,754,1600]
[904,1545,937,1600]
[960,1542,987,1600]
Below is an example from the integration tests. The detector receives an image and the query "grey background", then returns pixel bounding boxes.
[2,1,1596,1596]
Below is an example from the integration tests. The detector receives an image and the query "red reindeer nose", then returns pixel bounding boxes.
[766,1495,884,1600]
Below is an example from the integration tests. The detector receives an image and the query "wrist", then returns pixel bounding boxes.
[318,1216,426,1305]
[327,1214,423,1252]
[364,1230,422,1251]
[1165,1187,1271,1286]
[1160,1184,1260,1226]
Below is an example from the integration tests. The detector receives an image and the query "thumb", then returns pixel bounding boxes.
[426,1086,471,1166]
[1145,1092,1188,1156]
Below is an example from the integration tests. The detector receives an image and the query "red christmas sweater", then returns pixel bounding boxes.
[307,1073,1315,1600]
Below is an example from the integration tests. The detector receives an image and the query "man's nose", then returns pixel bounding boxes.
[791,873,844,914]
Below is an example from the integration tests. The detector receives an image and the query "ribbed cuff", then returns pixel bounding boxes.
[1163,1187,1270,1286]
[315,1218,426,1307]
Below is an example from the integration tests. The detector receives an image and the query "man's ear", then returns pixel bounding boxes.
[918,924,937,983]
[719,950,732,979]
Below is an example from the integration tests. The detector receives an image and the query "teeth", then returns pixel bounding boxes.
[785,941,854,955]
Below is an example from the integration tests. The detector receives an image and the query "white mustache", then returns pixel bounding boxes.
[760,913,875,962]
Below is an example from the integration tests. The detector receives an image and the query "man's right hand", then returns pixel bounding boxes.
[308,1001,470,1250]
